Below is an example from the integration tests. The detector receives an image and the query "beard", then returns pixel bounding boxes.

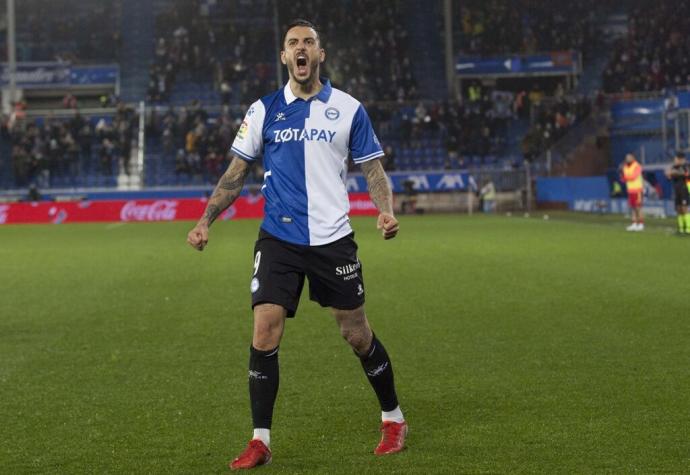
[288,57,319,85]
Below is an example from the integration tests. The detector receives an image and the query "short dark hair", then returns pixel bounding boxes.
[675,151,685,159]
[283,18,320,46]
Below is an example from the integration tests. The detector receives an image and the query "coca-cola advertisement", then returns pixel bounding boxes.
[0,194,377,225]
[120,200,180,222]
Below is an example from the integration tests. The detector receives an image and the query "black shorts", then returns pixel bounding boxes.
[674,187,689,207]
[249,229,365,317]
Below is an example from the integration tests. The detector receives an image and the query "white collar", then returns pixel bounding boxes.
[284,83,297,104]
[283,81,327,104]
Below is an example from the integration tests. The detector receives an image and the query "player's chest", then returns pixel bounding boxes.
[263,102,349,151]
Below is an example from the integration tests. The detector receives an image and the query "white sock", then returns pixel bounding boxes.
[252,428,270,447]
[381,406,405,423]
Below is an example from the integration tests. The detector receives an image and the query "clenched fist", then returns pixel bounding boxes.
[377,213,399,240]
[187,224,209,251]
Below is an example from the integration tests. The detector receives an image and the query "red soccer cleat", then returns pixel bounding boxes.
[229,439,272,470]
[374,421,408,455]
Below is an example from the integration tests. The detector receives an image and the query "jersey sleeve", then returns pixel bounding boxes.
[230,100,265,162]
[349,103,384,164]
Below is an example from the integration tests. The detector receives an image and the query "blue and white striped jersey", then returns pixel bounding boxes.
[231,79,383,246]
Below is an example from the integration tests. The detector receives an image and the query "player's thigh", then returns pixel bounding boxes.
[250,231,306,318]
[306,233,365,310]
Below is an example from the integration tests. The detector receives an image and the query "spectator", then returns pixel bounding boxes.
[78,122,93,175]
[175,149,190,177]
[27,184,41,201]
[100,138,114,175]
[62,93,78,110]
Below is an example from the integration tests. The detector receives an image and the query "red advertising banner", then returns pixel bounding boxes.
[0,193,378,225]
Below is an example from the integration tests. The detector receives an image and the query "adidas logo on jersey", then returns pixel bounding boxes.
[272,128,336,144]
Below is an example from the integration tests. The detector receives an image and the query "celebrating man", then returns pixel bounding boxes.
[187,19,407,470]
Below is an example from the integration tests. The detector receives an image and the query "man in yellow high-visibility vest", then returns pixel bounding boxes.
[620,153,644,231]
[665,152,690,234]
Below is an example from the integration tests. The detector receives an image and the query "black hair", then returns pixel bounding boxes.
[282,18,320,46]
[675,151,686,159]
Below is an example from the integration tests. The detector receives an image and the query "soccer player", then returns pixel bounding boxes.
[665,152,690,234]
[620,153,644,231]
[186,19,407,470]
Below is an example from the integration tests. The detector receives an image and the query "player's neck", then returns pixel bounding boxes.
[288,76,323,100]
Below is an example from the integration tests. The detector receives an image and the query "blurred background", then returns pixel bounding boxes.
[1,0,688,218]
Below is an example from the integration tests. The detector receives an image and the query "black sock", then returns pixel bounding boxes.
[358,335,399,411]
[248,346,279,429]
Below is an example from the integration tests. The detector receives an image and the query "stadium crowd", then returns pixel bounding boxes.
[149,2,220,102]
[278,0,418,102]
[142,90,521,184]
[3,83,580,188]
[383,92,515,162]
[148,0,275,104]
[11,0,122,62]
[0,0,628,190]
[147,0,418,105]
[521,95,592,160]
[2,104,137,188]
[602,1,690,93]
[147,102,239,183]
[455,0,602,57]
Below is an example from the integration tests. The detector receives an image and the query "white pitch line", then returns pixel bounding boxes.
[105,222,127,230]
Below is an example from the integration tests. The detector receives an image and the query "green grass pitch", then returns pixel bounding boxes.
[1,214,688,473]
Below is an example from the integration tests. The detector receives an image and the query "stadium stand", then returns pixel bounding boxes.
[277,0,418,102]
[144,102,241,187]
[2,104,137,189]
[13,0,122,63]
[522,95,592,160]
[118,0,157,103]
[602,1,690,94]
[0,0,639,192]
[148,0,275,106]
[454,0,603,57]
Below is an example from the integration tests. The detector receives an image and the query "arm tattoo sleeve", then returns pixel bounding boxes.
[360,159,393,214]
[199,157,250,226]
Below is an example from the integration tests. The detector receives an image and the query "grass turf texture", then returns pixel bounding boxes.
[1,214,688,474]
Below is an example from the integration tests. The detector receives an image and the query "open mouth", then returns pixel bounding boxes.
[296,54,308,74]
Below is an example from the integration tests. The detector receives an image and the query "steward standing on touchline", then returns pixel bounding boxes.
[187,18,407,471]
[620,153,644,231]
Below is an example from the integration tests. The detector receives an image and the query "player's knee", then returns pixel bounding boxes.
[340,324,372,354]
[333,306,371,353]
[341,329,371,354]
[253,306,285,350]
[253,327,281,350]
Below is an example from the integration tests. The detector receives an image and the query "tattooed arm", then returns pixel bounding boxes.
[186,157,250,251]
[360,158,399,240]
